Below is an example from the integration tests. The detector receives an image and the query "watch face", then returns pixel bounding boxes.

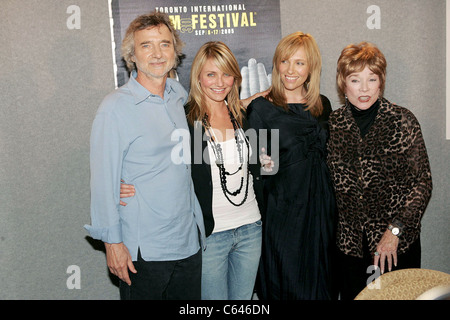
[392,227,400,235]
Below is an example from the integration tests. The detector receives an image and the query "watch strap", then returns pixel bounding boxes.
[388,218,404,236]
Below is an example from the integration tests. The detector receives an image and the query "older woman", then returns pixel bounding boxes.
[327,42,432,300]
[246,32,336,300]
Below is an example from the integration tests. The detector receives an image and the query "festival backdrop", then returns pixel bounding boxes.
[111,0,280,97]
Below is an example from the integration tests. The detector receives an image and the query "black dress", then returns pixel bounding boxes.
[246,96,336,300]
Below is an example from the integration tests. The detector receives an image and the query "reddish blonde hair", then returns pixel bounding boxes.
[336,42,387,103]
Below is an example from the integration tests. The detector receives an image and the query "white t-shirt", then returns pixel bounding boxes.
[207,130,261,233]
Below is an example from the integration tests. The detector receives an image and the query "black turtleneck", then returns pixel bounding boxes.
[350,99,380,138]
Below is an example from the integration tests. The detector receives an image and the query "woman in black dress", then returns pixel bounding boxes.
[246,31,336,299]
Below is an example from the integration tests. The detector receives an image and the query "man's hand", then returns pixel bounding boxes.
[104,242,137,285]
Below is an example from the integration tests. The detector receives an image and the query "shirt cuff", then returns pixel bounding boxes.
[84,223,122,243]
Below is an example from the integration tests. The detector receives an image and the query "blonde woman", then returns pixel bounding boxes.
[121,41,268,299]
[187,41,267,300]
[246,32,336,299]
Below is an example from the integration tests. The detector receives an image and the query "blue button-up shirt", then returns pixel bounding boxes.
[85,71,205,261]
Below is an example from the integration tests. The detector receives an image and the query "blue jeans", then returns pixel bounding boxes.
[201,220,262,300]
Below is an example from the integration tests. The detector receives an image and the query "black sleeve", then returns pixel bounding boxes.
[317,95,332,131]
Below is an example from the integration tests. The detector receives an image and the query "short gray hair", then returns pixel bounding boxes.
[121,11,184,72]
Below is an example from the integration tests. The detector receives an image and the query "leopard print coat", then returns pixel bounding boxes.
[327,97,432,258]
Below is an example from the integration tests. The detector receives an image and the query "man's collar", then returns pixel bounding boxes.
[127,70,176,105]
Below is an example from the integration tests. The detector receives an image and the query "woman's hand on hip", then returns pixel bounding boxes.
[120,180,135,206]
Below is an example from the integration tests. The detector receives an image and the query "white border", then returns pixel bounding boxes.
[108,0,118,89]
[447,0,449,139]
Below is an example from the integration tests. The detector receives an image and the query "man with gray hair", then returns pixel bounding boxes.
[85,11,205,300]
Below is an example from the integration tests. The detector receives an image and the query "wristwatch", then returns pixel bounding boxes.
[388,218,404,237]
[388,224,401,236]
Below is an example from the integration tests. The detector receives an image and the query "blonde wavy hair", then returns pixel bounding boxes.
[187,41,243,126]
[121,11,184,72]
[268,31,323,117]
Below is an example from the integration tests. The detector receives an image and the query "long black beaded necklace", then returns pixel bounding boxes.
[202,106,250,207]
